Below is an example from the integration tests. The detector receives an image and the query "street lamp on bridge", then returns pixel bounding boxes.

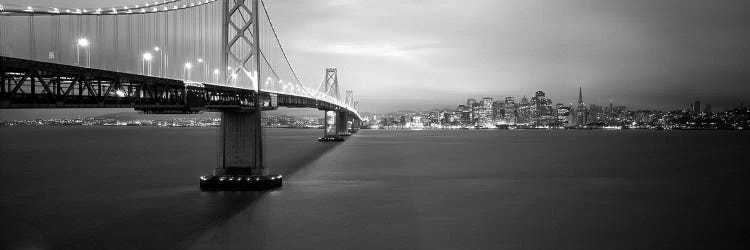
[184,62,193,81]
[142,52,153,76]
[153,46,164,77]
[213,69,220,84]
[76,38,90,67]
[197,58,208,83]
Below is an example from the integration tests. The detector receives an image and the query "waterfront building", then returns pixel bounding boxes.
[467,98,478,123]
[476,97,494,127]
[456,105,472,125]
[530,91,554,125]
[589,104,605,124]
[575,87,587,126]
[517,96,533,125]
[557,105,572,126]
[504,96,516,124]
[493,101,504,124]
[692,101,701,115]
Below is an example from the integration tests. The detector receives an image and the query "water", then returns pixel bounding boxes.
[1,127,748,249]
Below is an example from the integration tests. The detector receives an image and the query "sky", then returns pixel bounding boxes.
[4,0,750,113]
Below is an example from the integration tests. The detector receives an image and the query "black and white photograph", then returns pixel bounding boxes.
[1,0,749,249]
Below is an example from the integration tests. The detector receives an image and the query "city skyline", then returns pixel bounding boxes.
[371,86,732,114]
[355,84,750,130]
[0,85,741,121]
[5,0,750,113]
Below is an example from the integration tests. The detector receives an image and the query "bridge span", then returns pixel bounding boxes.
[0,0,362,190]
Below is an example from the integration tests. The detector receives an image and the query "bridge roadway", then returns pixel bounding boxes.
[0,56,359,119]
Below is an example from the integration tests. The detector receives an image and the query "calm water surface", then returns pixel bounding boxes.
[1,127,748,249]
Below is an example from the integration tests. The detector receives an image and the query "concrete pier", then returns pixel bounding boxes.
[337,111,351,136]
[319,110,345,141]
[200,109,282,191]
[216,110,265,176]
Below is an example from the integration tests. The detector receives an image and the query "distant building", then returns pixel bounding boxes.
[428,112,439,126]
[456,105,471,125]
[493,101,504,123]
[704,104,712,114]
[575,86,587,126]
[518,96,532,124]
[557,106,572,125]
[530,91,553,125]
[467,98,478,123]
[476,97,494,126]
[692,101,701,115]
[589,104,604,124]
[504,97,516,124]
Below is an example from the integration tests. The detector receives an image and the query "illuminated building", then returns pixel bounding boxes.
[475,97,494,127]
[575,86,587,126]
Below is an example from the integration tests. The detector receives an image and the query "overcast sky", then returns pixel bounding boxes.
[6,0,750,113]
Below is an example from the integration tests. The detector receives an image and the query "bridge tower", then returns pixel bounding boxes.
[351,101,361,133]
[318,68,346,141]
[324,68,340,100]
[341,90,355,135]
[201,0,282,190]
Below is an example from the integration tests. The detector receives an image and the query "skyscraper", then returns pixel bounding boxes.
[477,97,494,126]
[692,101,701,115]
[578,87,583,106]
[467,98,477,123]
[518,96,532,124]
[504,96,516,124]
[576,86,587,126]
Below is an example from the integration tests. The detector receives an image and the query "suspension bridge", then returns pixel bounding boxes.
[0,0,362,190]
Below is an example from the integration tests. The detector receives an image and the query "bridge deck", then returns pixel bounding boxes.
[0,56,357,117]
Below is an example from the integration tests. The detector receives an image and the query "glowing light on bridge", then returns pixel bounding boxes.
[76,38,90,67]
[76,38,89,47]
[142,53,153,76]
[184,62,193,81]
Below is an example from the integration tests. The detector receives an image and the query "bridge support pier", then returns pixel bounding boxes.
[350,118,360,134]
[200,109,282,191]
[319,110,345,141]
[337,111,352,136]
[216,110,264,176]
